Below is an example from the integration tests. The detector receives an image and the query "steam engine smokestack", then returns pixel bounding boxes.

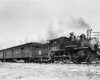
[87,29,92,39]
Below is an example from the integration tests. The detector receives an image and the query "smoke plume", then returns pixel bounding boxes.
[44,17,90,41]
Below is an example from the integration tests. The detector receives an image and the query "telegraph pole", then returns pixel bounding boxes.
[92,32,100,39]
[92,32,100,44]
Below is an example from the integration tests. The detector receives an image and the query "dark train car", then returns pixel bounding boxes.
[32,43,51,62]
[0,50,4,61]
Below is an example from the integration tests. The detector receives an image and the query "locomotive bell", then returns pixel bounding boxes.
[70,32,74,35]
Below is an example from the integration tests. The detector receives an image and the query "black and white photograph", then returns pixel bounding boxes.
[0,0,100,80]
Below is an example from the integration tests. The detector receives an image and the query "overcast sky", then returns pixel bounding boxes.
[0,0,100,49]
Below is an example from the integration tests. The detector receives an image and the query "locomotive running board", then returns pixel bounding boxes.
[65,45,76,48]
[74,47,88,50]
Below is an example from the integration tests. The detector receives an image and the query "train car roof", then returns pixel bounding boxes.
[1,42,42,50]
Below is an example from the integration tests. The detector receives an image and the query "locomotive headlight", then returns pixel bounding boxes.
[89,38,98,51]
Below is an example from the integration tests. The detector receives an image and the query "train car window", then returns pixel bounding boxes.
[21,48,24,50]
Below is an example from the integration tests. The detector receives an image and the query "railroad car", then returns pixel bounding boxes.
[0,42,42,62]
[32,43,51,63]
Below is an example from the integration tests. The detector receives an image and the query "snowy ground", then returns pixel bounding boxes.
[0,63,100,80]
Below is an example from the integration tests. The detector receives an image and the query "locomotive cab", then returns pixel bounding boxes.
[49,37,73,63]
[49,37,69,51]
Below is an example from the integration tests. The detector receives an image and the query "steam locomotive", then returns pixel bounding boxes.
[0,30,99,64]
